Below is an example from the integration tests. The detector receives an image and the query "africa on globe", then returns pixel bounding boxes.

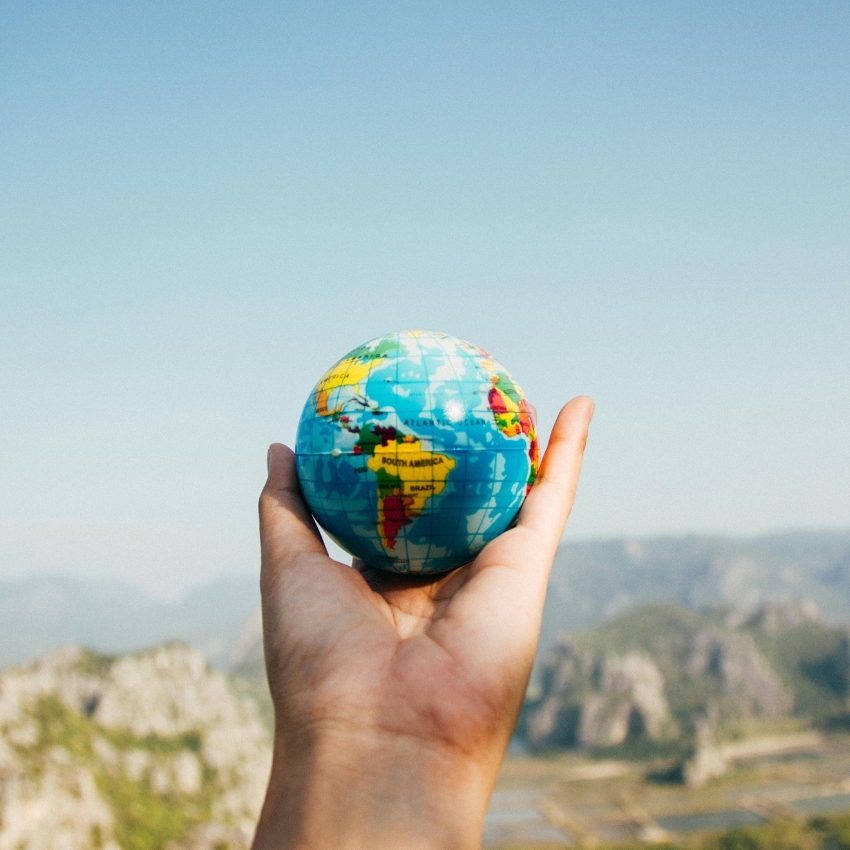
[295,331,539,574]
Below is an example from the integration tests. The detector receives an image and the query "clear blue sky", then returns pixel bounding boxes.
[2,2,848,597]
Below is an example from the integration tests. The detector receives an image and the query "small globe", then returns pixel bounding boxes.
[295,331,539,574]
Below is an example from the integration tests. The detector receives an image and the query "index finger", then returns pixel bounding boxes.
[516,395,594,557]
[428,397,594,684]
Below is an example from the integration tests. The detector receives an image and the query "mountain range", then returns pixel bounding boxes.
[0,574,259,671]
[3,530,850,673]
[539,530,850,653]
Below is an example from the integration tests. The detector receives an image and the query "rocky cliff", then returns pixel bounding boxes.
[525,643,671,749]
[522,600,849,754]
[0,644,271,850]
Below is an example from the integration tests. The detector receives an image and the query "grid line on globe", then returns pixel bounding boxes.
[295,330,539,574]
[437,332,470,557]
[417,331,433,570]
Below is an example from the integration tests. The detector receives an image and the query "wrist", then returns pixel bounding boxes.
[252,726,496,850]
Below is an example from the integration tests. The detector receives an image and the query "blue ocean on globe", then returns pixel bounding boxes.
[295,331,539,574]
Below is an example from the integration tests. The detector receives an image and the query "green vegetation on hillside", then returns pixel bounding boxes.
[12,685,219,850]
[522,600,850,758]
[573,603,729,734]
[593,602,848,730]
[745,622,849,723]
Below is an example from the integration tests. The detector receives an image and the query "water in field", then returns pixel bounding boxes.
[483,788,574,847]
[791,794,850,815]
[484,736,850,847]
[656,810,767,833]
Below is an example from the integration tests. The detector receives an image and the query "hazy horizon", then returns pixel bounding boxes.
[4,526,850,602]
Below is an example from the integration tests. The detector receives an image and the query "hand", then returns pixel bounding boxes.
[252,397,594,850]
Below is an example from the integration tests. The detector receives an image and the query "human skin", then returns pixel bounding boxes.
[252,396,594,850]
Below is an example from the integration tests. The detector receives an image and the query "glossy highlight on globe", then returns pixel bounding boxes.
[295,330,539,573]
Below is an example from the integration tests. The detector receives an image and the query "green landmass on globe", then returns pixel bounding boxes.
[295,330,538,574]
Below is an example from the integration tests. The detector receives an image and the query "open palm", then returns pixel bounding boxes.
[254,397,593,849]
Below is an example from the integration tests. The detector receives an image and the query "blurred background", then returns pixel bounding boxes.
[1,2,848,848]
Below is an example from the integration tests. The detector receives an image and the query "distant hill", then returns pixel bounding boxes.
[521,599,850,778]
[4,530,850,675]
[0,575,259,670]
[540,530,850,653]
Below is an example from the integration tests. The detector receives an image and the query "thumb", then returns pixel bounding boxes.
[259,444,327,582]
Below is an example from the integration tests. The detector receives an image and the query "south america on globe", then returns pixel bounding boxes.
[295,331,539,574]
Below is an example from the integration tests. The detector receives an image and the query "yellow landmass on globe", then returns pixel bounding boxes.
[314,356,383,417]
[366,440,457,550]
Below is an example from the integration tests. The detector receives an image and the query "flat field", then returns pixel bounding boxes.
[485,734,850,847]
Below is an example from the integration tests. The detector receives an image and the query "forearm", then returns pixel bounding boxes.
[252,729,496,850]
